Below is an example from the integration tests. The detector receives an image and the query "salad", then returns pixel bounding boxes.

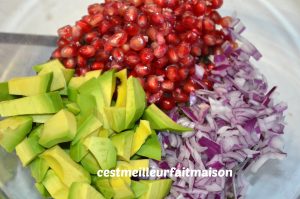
[0,0,287,199]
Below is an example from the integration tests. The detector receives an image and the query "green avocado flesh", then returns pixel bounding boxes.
[0,60,200,199]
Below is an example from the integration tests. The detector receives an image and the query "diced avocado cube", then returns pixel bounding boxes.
[93,178,115,199]
[35,182,50,198]
[16,136,45,166]
[65,102,80,115]
[136,131,162,161]
[117,160,149,171]
[38,59,66,91]
[31,114,53,123]
[39,109,76,148]
[131,181,148,198]
[72,114,102,145]
[30,157,49,183]
[110,178,135,199]
[28,125,44,139]
[70,139,89,162]
[40,145,91,187]
[139,179,172,199]
[131,120,152,156]
[104,107,126,132]
[0,82,15,101]
[97,70,116,107]
[8,73,52,96]
[84,137,117,170]
[80,152,101,175]
[125,77,146,129]
[0,116,32,152]
[111,130,134,161]
[69,182,105,199]
[143,104,193,133]
[0,92,64,117]
[42,169,69,199]
[115,69,127,107]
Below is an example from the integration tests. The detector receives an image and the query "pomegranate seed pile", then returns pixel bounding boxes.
[52,0,233,110]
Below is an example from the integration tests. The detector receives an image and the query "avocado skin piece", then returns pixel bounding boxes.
[125,77,146,129]
[111,130,134,161]
[0,92,64,117]
[0,82,16,101]
[35,182,50,198]
[0,116,32,152]
[8,73,52,96]
[84,137,117,170]
[39,109,77,148]
[16,136,45,166]
[110,178,135,199]
[30,157,49,183]
[136,131,162,161]
[40,145,91,187]
[131,120,152,156]
[104,107,126,132]
[143,104,193,133]
[93,178,115,199]
[139,179,173,199]
[131,181,148,198]
[115,69,127,107]
[80,152,101,175]
[69,182,105,199]
[42,169,69,199]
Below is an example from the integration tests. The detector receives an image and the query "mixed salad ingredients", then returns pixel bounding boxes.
[0,0,287,199]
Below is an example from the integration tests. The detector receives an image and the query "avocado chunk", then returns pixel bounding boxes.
[69,182,105,199]
[31,114,53,123]
[143,104,192,132]
[131,181,148,198]
[16,136,45,166]
[125,77,146,129]
[8,73,52,96]
[111,130,134,161]
[104,107,126,132]
[80,152,101,174]
[139,179,172,199]
[84,137,117,170]
[136,131,162,161]
[35,182,50,198]
[65,102,80,115]
[97,70,116,107]
[93,178,115,199]
[117,160,149,171]
[110,178,135,199]
[40,145,91,187]
[30,157,49,182]
[72,114,102,145]
[115,69,127,107]
[39,109,77,148]
[70,139,89,162]
[0,82,15,101]
[0,92,64,117]
[0,116,32,152]
[131,120,152,156]
[38,59,67,91]
[42,169,69,199]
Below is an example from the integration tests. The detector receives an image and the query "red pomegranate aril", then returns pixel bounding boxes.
[104,5,118,16]
[63,58,76,69]
[89,13,104,27]
[110,16,123,26]
[130,35,146,51]
[167,48,179,63]
[146,27,158,41]
[183,79,198,93]
[182,15,196,29]
[75,20,92,33]
[91,38,103,50]
[180,55,194,68]
[146,75,160,93]
[76,55,87,68]
[125,51,140,66]
[84,31,99,43]
[56,38,69,47]
[88,3,104,15]
[166,65,179,82]
[209,10,221,23]
[173,88,189,103]
[166,33,179,45]
[211,0,223,9]
[166,0,178,8]
[140,48,154,64]
[124,6,138,22]
[150,13,165,25]
[203,18,215,32]
[193,1,206,16]
[129,0,143,7]
[104,42,114,52]
[112,48,125,62]
[58,25,72,40]
[143,3,162,14]
[178,67,189,80]
[96,49,110,62]
[153,0,165,7]
[184,31,199,43]
[191,45,202,56]
[219,16,232,28]
[153,44,168,58]
[161,80,174,91]
[148,90,163,104]
[160,98,175,110]
[61,46,77,58]
[91,62,105,70]
[134,64,151,76]
[78,45,96,58]
[109,32,128,47]
[152,56,168,69]
[137,14,148,28]
[71,26,82,41]
[122,43,131,52]
[51,48,61,59]
[176,42,191,58]
[204,34,217,46]
[124,23,139,36]
[76,67,89,76]
[98,20,111,34]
